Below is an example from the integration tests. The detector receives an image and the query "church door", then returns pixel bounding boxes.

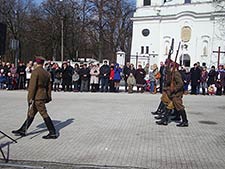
[180,54,190,67]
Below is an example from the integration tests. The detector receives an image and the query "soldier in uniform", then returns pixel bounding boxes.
[12,56,58,139]
[156,61,188,127]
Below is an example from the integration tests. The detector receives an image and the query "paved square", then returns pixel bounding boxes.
[0,91,225,169]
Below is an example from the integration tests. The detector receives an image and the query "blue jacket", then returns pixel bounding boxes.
[114,64,122,80]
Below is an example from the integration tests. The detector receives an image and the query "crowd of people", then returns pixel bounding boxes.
[0,59,225,95]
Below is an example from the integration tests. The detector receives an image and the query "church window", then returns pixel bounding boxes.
[146,46,149,54]
[184,0,191,4]
[202,41,208,56]
[142,29,150,37]
[164,41,170,55]
[141,46,144,54]
[144,0,151,6]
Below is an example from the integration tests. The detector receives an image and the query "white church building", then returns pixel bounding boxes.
[130,0,225,68]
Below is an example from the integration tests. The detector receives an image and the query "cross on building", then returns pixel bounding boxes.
[213,47,225,68]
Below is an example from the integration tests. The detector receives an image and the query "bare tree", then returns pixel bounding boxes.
[213,0,225,40]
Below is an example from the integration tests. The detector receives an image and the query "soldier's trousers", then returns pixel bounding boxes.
[171,96,185,111]
[28,100,49,119]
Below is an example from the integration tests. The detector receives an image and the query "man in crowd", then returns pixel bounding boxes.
[99,61,110,92]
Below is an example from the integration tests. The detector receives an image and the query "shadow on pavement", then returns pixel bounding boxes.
[29,118,75,139]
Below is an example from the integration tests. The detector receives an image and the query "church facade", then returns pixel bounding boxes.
[130,0,225,68]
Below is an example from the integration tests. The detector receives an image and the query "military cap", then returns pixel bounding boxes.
[35,56,46,64]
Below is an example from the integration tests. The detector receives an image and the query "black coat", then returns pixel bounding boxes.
[190,67,201,86]
[100,65,110,78]
[62,67,72,85]
[207,69,217,86]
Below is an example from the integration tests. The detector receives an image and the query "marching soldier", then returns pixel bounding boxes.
[12,56,58,139]
[156,62,188,127]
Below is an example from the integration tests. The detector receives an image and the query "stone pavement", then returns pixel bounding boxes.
[0,90,225,169]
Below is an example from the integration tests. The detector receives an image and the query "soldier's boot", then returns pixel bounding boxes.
[42,117,58,139]
[176,109,188,127]
[151,101,164,115]
[12,116,34,136]
[170,109,181,121]
[156,109,171,125]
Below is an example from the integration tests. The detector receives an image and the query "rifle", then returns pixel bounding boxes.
[168,38,174,60]
[170,42,181,92]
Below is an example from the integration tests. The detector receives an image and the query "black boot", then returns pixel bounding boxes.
[170,109,181,121]
[151,101,164,115]
[156,109,171,125]
[12,116,34,136]
[176,109,188,127]
[42,117,57,139]
[154,115,163,120]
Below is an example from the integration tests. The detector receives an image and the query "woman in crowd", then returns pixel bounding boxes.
[72,63,80,92]
[114,63,122,92]
[135,65,146,93]
[109,65,115,92]
[52,63,62,92]
[90,64,100,92]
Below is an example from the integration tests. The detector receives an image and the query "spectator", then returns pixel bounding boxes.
[6,72,13,90]
[90,64,99,92]
[123,62,130,92]
[114,63,122,92]
[52,63,62,92]
[190,63,201,95]
[79,64,90,92]
[207,65,217,87]
[109,65,115,92]
[136,65,146,93]
[72,63,80,92]
[17,62,26,89]
[25,63,33,88]
[215,65,225,96]
[127,73,136,93]
[99,61,110,92]
[183,68,191,94]
[200,66,208,95]
[0,69,6,89]
[144,63,150,75]
[62,62,72,92]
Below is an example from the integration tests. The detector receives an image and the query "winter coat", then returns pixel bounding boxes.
[62,66,72,85]
[114,65,122,81]
[100,64,110,78]
[136,68,146,85]
[90,67,100,84]
[190,67,201,86]
[207,69,217,86]
[127,75,136,86]
[79,67,90,81]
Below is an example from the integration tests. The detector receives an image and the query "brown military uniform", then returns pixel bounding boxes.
[28,65,52,118]
[169,70,184,111]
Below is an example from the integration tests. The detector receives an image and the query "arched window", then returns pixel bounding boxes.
[202,40,208,56]
[164,41,170,55]
[144,0,151,6]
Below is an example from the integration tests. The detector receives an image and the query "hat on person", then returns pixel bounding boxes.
[35,56,46,64]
